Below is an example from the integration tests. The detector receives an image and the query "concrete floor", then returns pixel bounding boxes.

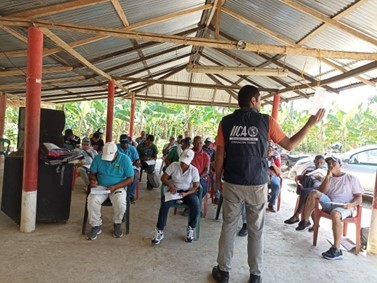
[0,159,376,283]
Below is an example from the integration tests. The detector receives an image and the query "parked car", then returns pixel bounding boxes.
[288,156,317,180]
[339,144,377,195]
[289,145,377,195]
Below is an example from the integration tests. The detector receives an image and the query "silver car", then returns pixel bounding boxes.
[339,144,377,196]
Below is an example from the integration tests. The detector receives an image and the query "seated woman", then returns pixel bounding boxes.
[267,145,281,212]
[152,149,200,245]
[284,155,325,225]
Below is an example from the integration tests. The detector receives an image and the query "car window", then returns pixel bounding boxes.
[349,149,377,165]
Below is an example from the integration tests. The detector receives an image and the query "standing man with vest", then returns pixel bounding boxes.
[211,85,325,283]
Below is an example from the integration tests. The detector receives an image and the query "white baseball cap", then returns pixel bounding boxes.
[102,142,118,161]
[179,149,195,165]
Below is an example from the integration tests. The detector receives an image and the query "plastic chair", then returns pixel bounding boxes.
[0,138,11,156]
[82,186,130,235]
[312,198,362,254]
[161,184,203,240]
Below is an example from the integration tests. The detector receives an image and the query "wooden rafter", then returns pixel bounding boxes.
[0,66,73,76]
[2,17,376,60]
[214,0,224,39]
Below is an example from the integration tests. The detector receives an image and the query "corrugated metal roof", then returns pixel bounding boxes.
[0,0,376,105]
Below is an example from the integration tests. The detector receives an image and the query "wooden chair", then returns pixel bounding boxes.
[312,198,362,254]
[82,186,130,235]
[162,184,203,240]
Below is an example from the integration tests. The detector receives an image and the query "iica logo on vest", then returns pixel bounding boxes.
[229,126,259,143]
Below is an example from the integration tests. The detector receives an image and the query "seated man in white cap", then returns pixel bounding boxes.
[152,149,200,245]
[87,142,134,240]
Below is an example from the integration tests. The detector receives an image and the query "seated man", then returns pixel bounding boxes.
[266,144,281,212]
[191,136,210,198]
[90,132,105,153]
[152,149,200,245]
[164,137,192,167]
[87,142,134,240]
[284,155,325,224]
[75,137,98,190]
[137,134,159,190]
[117,134,140,203]
[295,156,363,260]
[63,129,80,150]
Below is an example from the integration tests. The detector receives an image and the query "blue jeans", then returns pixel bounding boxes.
[268,175,280,207]
[156,193,200,230]
[128,169,138,198]
[200,177,208,199]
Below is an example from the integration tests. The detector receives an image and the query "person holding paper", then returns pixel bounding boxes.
[152,149,200,245]
[284,155,325,225]
[117,134,140,203]
[211,85,325,283]
[295,156,363,260]
[137,134,159,190]
[75,137,98,190]
[86,142,134,240]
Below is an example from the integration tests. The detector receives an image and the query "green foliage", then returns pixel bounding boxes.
[3,96,377,155]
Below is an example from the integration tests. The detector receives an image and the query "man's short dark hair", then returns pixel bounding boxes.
[147,134,155,142]
[93,132,100,139]
[182,137,192,145]
[315,155,325,160]
[238,85,260,108]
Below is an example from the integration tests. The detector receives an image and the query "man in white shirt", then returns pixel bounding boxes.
[295,156,363,260]
[152,149,200,245]
[75,137,98,189]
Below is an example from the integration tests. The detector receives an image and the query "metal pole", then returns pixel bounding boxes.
[20,27,43,233]
[0,93,6,138]
[367,172,377,254]
[129,93,136,139]
[106,80,115,143]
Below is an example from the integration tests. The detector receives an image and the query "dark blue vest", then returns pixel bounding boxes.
[221,108,269,185]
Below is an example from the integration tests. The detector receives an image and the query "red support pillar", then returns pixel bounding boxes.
[129,93,136,139]
[0,93,6,138]
[106,80,115,142]
[20,27,43,233]
[271,93,280,120]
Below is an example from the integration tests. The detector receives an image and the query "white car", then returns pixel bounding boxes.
[338,144,377,196]
[288,156,316,180]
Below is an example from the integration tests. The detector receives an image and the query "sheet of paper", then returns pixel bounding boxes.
[164,191,182,202]
[329,201,346,206]
[90,185,110,195]
[144,159,156,166]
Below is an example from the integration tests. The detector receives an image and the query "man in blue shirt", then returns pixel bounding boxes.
[117,134,140,203]
[87,142,134,240]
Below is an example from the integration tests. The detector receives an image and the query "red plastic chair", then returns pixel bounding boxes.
[312,198,362,254]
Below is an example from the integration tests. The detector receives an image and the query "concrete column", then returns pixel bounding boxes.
[0,93,6,138]
[20,27,43,233]
[129,93,136,139]
[367,172,377,254]
[106,80,115,142]
[271,93,280,120]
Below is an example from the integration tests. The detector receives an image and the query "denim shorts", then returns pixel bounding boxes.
[319,194,353,220]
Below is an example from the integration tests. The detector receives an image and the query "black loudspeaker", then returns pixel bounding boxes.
[17,108,65,150]
[1,156,73,223]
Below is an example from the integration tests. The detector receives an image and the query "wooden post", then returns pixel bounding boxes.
[367,172,377,254]
[0,93,6,138]
[106,80,115,142]
[129,93,136,139]
[20,27,43,233]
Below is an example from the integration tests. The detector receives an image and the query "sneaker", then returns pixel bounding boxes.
[249,273,262,283]
[212,265,229,283]
[186,226,195,242]
[151,229,164,245]
[295,220,311,231]
[322,246,343,260]
[87,226,102,240]
[238,223,248,237]
[267,204,276,213]
[130,196,136,204]
[113,223,123,238]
